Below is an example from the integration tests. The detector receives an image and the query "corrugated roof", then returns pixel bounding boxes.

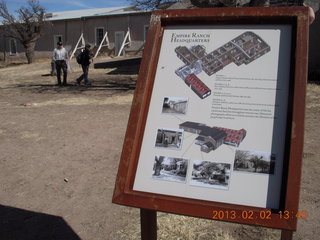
[45,6,149,21]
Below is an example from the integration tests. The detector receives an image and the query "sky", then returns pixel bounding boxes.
[5,0,132,13]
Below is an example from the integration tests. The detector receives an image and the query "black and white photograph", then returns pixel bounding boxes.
[155,128,183,149]
[152,156,188,183]
[233,150,276,174]
[162,97,188,115]
[190,160,231,190]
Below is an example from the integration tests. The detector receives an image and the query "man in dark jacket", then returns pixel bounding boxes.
[76,44,93,85]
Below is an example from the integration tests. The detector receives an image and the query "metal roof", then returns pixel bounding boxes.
[45,6,150,21]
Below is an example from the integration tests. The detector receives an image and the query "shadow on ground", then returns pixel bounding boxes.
[107,65,140,75]
[0,62,28,69]
[0,205,81,240]
[309,80,320,85]
[1,63,140,94]
[3,80,136,94]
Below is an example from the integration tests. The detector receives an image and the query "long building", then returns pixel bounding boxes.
[0,5,319,79]
[0,6,151,58]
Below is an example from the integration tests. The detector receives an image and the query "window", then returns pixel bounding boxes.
[9,39,17,56]
[95,27,104,46]
[53,35,63,48]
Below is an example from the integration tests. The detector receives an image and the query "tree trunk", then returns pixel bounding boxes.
[3,37,7,63]
[153,156,164,176]
[24,41,36,64]
[3,50,7,63]
[154,164,162,176]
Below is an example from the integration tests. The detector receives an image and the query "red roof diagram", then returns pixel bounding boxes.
[185,74,211,99]
[212,127,247,147]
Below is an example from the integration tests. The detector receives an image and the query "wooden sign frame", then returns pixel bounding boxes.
[113,6,309,232]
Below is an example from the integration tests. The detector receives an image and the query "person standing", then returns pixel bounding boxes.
[76,44,93,85]
[52,41,69,86]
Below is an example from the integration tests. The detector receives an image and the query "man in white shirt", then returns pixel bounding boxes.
[52,41,69,86]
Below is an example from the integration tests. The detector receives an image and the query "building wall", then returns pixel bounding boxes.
[0,33,25,57]
[0,13,150,59]
[38,20,84,51]
[42,13,151,53]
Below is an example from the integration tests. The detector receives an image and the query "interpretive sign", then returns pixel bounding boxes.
[113,6,309,232]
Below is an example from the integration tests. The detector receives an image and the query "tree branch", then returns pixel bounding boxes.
[0,0,46,63]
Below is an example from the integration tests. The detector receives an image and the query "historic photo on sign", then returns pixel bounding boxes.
[162,97,188,115]
[190,160,231,190]
[233,150,276,174]
[155,128,184,149]
[152,156,188,183]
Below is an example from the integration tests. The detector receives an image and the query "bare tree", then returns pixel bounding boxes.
[234,150,249,169]
[130,0,178,9]
[0,0,46,63]
[153,156,164,176]
[250,155,264,173]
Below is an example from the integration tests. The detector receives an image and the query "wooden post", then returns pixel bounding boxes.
[140,209,157,240]
[281,230,293,240]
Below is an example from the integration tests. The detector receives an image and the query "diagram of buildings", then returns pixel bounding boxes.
[175,50,211,99]
[175,31,271,99]
[179,121,247,153]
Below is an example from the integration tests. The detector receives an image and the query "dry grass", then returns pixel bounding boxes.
[111,211,281,240]
[112,213,235,240]
[307,83,320,108]
[157,214,234,240]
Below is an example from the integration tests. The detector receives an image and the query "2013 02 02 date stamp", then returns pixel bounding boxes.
[212,210,309,220]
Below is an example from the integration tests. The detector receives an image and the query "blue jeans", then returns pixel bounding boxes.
[78,65,89,84]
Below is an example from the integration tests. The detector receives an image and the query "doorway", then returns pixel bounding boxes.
[114,31,125,56]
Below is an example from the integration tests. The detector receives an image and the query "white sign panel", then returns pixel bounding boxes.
[133,25,292,209]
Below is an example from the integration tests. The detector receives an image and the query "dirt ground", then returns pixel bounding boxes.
[0,58,319,240]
